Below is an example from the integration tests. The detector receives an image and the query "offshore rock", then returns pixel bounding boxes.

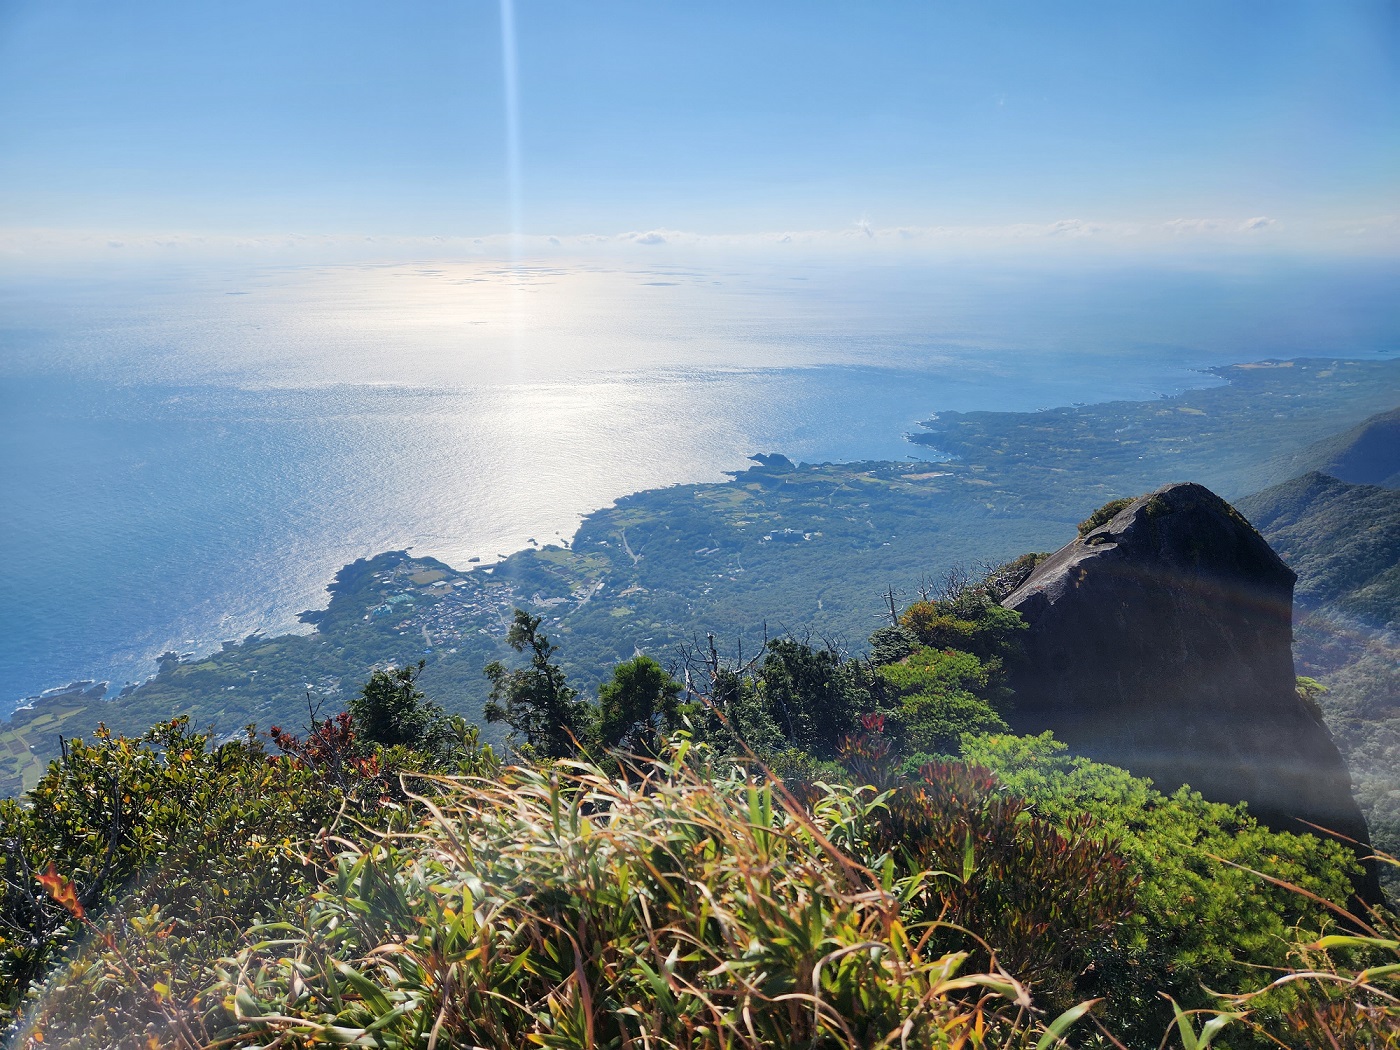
[1002,482,1379,902]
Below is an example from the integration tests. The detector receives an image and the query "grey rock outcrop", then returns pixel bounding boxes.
[1002,482,1378,901]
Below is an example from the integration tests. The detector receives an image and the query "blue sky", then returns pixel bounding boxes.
[0,1,1396,258]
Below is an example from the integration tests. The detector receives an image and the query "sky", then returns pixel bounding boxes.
[0,0,1397,263]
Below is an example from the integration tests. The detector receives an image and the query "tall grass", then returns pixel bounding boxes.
[213,743,1060,1049]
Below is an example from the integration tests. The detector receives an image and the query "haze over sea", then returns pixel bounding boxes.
[2,255,1397,714]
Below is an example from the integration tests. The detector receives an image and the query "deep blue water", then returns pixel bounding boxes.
[2,257,1396,712]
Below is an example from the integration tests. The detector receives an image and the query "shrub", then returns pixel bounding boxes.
[756,638,877,758]
[3,707,498,1047]
[836,733,1135,1010]
[898,691,1008,755]
[1173,852,1400,1048]
[484,609,593,759]
[877,646,1010,755]
[1077,496,1136,536]
[961,731,1366,1046]
[899,598,1025,664]
[868,623,918,665]
[597,654,683,756]
[348,660,450,751]
[2,719,342,1043]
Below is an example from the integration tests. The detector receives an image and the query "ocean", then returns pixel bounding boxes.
[2,255,1396,713]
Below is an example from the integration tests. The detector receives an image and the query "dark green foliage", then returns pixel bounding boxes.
[1078,495,1136,536]
[596,654,683,755]
[755,638,877,758]
[484,609,592,759]
[348,660,448,750]
[696,666,786,756]
[899,593,1026,665]
[868,623,918,664]
[670,637,882,764]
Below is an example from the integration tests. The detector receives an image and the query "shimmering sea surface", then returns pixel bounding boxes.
[2,256,1396,711]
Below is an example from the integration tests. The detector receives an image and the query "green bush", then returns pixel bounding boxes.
[877,646,1009,755]
[961,732,1365,1046]
[2,718,341,1043]
[898,597,1025,665]
[597,653,684,756]
[1078,495,1136,536]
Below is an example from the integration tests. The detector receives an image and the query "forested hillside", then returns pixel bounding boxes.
[1238,460,1400,895]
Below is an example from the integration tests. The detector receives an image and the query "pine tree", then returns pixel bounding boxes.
[484,610,591,758]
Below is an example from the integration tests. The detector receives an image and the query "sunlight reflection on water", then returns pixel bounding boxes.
[2,256,1395,707]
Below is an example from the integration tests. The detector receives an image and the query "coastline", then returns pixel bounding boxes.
[2,360,1249,721]
[5,355,1397,754]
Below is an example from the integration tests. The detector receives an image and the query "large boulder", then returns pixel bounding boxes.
[1002,482,1379,901]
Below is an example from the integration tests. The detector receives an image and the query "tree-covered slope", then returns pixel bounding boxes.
[1236,469,1400,895]
[1276,406,1400,488]
[1237,470,1400,630]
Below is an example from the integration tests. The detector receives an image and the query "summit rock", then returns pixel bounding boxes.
[1001,482,1378,900]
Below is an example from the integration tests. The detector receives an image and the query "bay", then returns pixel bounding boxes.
[2,255,1396,712]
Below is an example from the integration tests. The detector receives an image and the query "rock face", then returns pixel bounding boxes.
[1002,482,1379,900]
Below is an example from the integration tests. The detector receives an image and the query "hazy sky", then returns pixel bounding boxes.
[1,1,1397,259]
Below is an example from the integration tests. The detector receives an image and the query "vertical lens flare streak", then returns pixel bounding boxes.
[500,0,523,262]
[498,0,526,375]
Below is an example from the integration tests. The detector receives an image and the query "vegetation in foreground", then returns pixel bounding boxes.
[2,561,1395,1048]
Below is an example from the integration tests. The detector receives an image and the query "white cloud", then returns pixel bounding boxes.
[2,210,1394,272]
[1044,218,1102,237]
[1163,218,1220,234]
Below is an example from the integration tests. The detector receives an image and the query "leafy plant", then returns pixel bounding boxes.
[1077,496,1137,537]
[348,660,450,751]
[596,653,684,756]
[899,595,1025,665]
[2,719,339,1043]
